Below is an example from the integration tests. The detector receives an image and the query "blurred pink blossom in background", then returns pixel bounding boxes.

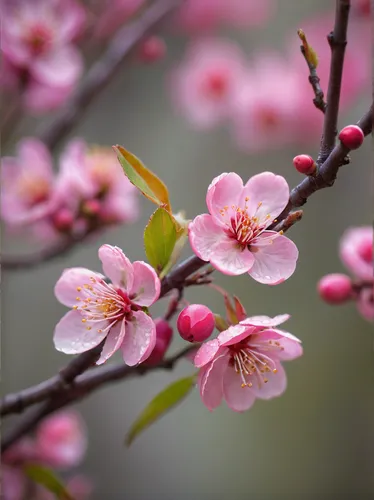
[94,0,144,38]
[0,0,86,113]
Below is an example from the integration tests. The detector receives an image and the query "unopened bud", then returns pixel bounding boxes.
[338,125,364,150]
[293,154,316,175]
[145,318,173,366]
[52,208,74,232]
[138,36,166,63]
[318,273,352,304]
[177,304,215,342]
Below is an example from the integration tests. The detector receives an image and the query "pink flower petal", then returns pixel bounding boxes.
[54,310,108,354]
[31,45,83,87]
[54,268,104,307]
[357,288,374,322]
[130,261,160,307]
[96,320,126,365]
[210,239,255,275]
[218,324,251,347]
[249,233,298,284]
[222,365,256,412]
[250,330,303,361]
[199,353,229,411]
[249,361,287,400]
[241,172,290,225]
[98,245,134,291]
[24,80,74,114]
[194,339,221,368]
[18,138,53,181]
[209,172,243,220]
[206,172,229,214]
[121,311,156,366]
[189,214,227,261]
[240,314,290,328]
[339,226,373,280]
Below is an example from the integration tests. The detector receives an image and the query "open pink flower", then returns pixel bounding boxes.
[339,226,373,280]
[169,39,246,129]
[194,314,302,412]
[36,411,87,468]
[1,138,55,226]
[189,172,298,283]
[54,245,160,365]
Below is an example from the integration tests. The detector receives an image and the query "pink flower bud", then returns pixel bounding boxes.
[318,273,353,304]
[52,208,75,232]
[338,125,364,150]
[293,154,316,175]
[177,304,215,342]
[138,36,166,63]
[145,318,173,366]
[81,199,101,217]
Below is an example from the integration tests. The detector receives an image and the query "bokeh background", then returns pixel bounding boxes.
[2,0,373,499]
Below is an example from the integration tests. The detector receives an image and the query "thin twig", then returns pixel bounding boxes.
[39,0,182,151]
[1,345,195,453]
[300,46,327,113]
[318,0,351,164]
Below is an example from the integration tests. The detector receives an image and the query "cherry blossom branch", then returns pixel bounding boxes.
[1,345,195,453]
[318,0,350,164]
[39,0,182,151]
[270,103,373,230]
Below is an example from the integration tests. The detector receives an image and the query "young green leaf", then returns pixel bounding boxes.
[114,145,171,212]
[144,207,177,275]
[125,374,196,446]
[24,464,73,500]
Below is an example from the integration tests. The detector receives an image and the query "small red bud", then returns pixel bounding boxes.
[338,125,364,150]
[138,36,166,63]
[82,199,101,217]
[293,154,316,175]
[318,273,353,304]
[52,208,74,232]
[177,304,215,342]
[145,318,173,366]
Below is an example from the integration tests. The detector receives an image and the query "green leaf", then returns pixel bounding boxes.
[144,207,177,275]
[114,145,171,212]
[24,464,73,500]
[125,375,196,447]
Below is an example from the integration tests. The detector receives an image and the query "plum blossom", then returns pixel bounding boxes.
[1,138,55,226]
[173,0,273,33]
[189,172,298,283]
[170,39,246,129]
[340,226,373,321]
[194,314,302,412]
[54,245,160,365]
[1,0,85,113]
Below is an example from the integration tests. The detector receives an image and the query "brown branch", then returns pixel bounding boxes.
[270,104,373,230]
[300,46,327,113]
[1,345,195,453]
[39,0,182,151]
[318,0,351,164]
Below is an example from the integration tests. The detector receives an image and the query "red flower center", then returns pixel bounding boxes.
[202,70,229,98]
[26,24,53,56]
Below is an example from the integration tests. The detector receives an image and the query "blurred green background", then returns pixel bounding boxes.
[2,0,373,499]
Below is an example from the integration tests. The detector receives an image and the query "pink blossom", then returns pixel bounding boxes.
[36,410,87,468]
[189,172,298,283]
[339,226,373,280]
[230,54,306,151]
[55,139,139,225]
[1,0,85,111]
[357,288,374,322]
[94,0,144,39]
[54,245,160,365]
[23,80,75,114]
[169,39,246,129]
[194,314,302,412]
[173,0,273,32]
[1,138,55,226]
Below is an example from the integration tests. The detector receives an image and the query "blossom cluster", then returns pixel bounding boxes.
[1,138,138,243]
[318,227,373,322]
[170,13,370,151]
[2,410,92,500]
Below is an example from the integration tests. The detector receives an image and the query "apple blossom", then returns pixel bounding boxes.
[189,172,298,283]
[194,314,302,412]
[54,245,160,365]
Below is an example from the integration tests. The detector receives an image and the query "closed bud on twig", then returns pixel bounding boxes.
[317,273,353,304]
[293,154,316,175]
[338,125,364,150]
[177,304,215,342]
[138,36,166,63]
